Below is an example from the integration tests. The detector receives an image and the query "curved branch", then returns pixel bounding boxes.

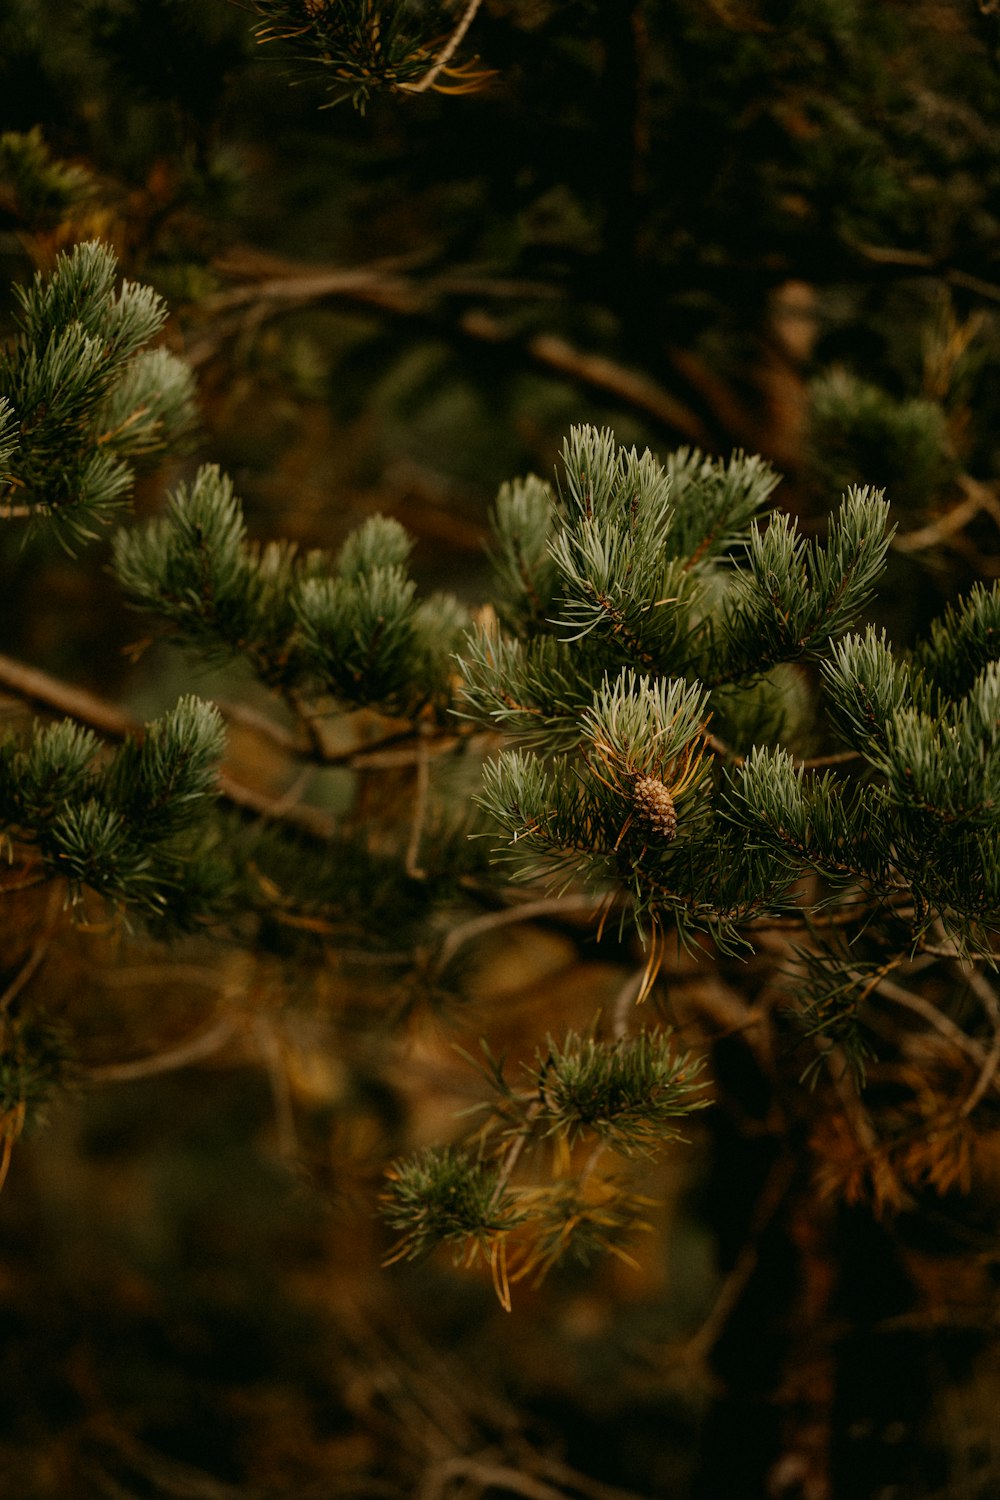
[399,0,484,95]
[83,1014,238,1082]
[191,252,715,446]
[0,651,460,842]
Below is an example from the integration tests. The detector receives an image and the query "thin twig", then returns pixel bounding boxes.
[959,471,1000,527]
[0,941,48,1013]
[83,1014,239,1083]
[352,731,465,769]
[255,1017,298,1161]
[748,902,877,933]
[219,773,337,838]
[874,975,987,1066]
[420,1456,573,1500]
[492,1100,543,1204]
[919,940,1000,963]
[960,967,1000,1117]
[434,893,607,974]
[0,650,137,738]
[705,731,860,773]
[893,489,984,554]
[704,730,742,764]
[610,967,645,1040]
[895,472,1000,555]
[400,0,484,95]
[794,749,864,770]
[405,727,431,880]
[193,251,713,444]
[521,329,712,446]
[267,762,317,818]
[679,1152,797,1366]
[847,239,1000,305]
[213,697,302,754]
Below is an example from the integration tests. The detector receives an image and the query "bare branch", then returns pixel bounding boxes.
[434,893,609,974]
[400,0,484,95]
[83,1014,239,1083]
[191,252,714,445]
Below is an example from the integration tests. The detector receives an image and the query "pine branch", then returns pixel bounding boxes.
[705,487,894,686]
[0,648,473,848]
[246,0,492,111]
[114,473,469,718]
[381,1024,708,1304]
[0,242,196,547]
[0,128,96,230]
[0,696,228,923]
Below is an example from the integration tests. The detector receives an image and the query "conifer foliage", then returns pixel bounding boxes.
[246,0,491,110]
[3,0,1000,1490]
[112,468,468,716]
[0,697,226,923]
[0,242,196,546]
[382,422,1000,1286]
[3,44,1000,1478]
[4,241,1000,1301]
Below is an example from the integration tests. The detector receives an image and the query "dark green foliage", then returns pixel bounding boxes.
[105,694,230,842]
[3,8,1000,1493]
[112,464,294,676]
[461,431,780,749]
[463,424,1000,966]
[0,242,196,546]
[487,474,560,635]
[0,127,95,228]
[246,0,490,112]
[822,626,913,753]
[113,471,470,714]
[382,1145,522,1261]
[0,696,227,923]
[809,370,956,515]
[731,746,890,885]
[0,1013,71,1130]
[711,485,893,684]
[534,1030,708,1155]
[912,582,1000,702]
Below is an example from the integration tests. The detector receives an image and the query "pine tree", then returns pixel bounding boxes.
[382,421,1000,1269]
[3,5,1000,1496]
[5,237,1000,1491]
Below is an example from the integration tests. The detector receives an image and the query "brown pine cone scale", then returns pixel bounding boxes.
[632,775,678,840]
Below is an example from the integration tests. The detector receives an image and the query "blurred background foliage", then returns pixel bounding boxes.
[2,1,1000,1496]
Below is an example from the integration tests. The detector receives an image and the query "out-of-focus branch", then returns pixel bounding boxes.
[846,238,1000,305]
[894,474,1000,554]
[0,650,426,840]
[0,651,137,739]
[189,251,716,446]
[83,1013,239,1082]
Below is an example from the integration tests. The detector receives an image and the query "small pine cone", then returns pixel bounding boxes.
[632,775,678,840]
